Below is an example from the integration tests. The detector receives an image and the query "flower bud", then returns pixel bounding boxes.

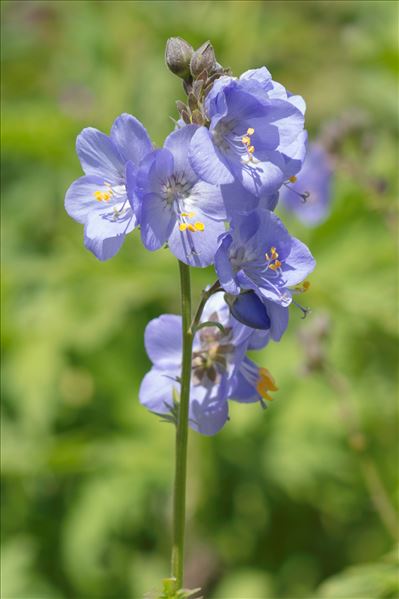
[225,292,271,330]
[190,41,216,78]
[165,37,194,80]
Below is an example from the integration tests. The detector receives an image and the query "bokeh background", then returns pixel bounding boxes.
[1,1,398,598]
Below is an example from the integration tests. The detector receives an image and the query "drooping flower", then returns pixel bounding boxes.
[230,357,278,406]
[65,113,152,260]
[139,292,258,435]
[214,210,315,307]
[226,290,289,341]
[279,143,333,226]
[188,69,307,197]
[129,124,227,267]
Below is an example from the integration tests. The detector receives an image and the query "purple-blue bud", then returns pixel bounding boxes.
[225,292,271,330]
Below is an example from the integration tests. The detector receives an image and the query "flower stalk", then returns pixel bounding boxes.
[171,261,193,587]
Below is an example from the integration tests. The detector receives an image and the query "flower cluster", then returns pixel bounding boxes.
[65,37,316,435]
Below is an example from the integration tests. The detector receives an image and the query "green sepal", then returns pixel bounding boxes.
[195,320,225,334]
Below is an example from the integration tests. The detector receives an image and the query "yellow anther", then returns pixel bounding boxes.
[247,127,255,135]
[187,224,196,232]
[289,175,297,183]
[256,367,278,400]
[268,260,282,271]
[241,136,251,145]
[188,211,196,218]
[194,221,205,231]
[179,223,188,231]
[93,190,111,202]
[266,247,279,262]
[294,280,310,293]
[248,146,255,154]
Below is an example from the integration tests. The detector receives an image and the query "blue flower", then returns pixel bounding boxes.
[130,125,227,267]
[188,69,307,197]
[230,357,278,407]
[226,290,289,341]
[280,143,333,226]
[220,180,279,220]
[215,210,316,307]
[65,113,152,260]
[139,293,256,435]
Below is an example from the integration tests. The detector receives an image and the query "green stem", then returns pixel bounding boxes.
[171,261,193,587]
[190,280,221,334]
[170,273,222,588]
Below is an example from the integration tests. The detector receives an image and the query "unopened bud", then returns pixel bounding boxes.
[190,41,216,78]
[165,37,193,80]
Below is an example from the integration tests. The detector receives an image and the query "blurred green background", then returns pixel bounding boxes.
[1,1,398,598]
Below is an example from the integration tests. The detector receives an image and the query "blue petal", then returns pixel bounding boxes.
[76,128,124,182]
[228,291,271,330]
[223,83,269,122]
[221,181,259,218]
[189,127,234,185]
[140,192,176,251]
[83,208,136,261]
[230,359,261,403]
[145,148,175,195]
[189,180,226,220]
[235,154,285,196]
[259,191,279,211]
[237,211,260,244]
[139,368,178,414]
[189,385,229,436]
[125,161,140,218]
[164,124,199,183]
[65,175,112,224]
[282,237,316,286]
[144,315,182,368]
[240,66,273,87]
[168,213,226,268]
[247,328,270,350]
[110,113,152,165]
[266,300,289,341]
[214,235,240,295]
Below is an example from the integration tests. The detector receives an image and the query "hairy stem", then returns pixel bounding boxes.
[171,261,193,587]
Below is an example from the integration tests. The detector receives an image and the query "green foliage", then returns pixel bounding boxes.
[1,1,398,598]
[316,548,399,598]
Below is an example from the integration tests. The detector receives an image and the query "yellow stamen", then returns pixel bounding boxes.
[93,190,111,202]
[194,221,205,231]
[256,367,278,400]
[241,136,251,145]
[187,224,196,232]
[268,260,282,271]
[248,145,255,154]
[181,211,196,218]
[289,175,297,183]
[295,280,311,293]
[179,223,188,231]
[247,127,255,135]
[270,246,278,259]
